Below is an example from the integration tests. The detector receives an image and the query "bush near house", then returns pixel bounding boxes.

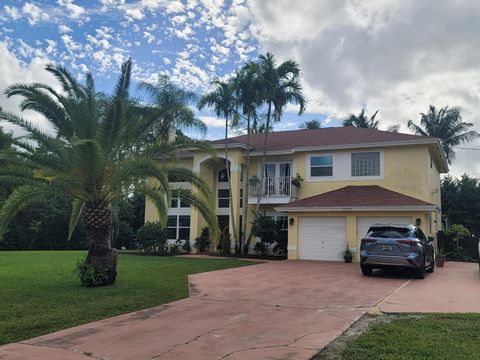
[437,224,478,260]
[135,222,168,253]
[251,212,288,256]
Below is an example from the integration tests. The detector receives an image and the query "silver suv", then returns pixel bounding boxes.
[360,224,435,279]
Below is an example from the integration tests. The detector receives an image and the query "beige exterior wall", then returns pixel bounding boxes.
[286,211,430,261]
[144,143,442,257]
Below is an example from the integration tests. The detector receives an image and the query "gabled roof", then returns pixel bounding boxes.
[277,185,437,212]
[209,127,448,173]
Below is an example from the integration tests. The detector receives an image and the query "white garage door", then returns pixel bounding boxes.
[299,217,347,261]
[357,216,412,245]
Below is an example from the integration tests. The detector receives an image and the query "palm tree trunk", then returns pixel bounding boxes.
[84,200,118,286]
[241,115,251,254]
[256,101,272,212]
[246,102,272,250]
[224,118,239,253]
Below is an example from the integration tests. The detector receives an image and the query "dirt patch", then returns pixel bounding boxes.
[311,313,420,360]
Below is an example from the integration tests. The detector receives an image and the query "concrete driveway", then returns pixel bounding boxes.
[0,261,409,360]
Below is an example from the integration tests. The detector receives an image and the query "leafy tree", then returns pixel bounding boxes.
[137,76,206,142]
[0,60,216,286]
[300,119,322,129]
[408,105,479,164]
[343,108,380,129]
[441,174,480,233]
[198,79,240,251]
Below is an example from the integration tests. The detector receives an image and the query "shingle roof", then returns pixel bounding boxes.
[209,127,438,152]
[277,185,436,210]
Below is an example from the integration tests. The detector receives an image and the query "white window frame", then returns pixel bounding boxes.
[307,154,334,180]
[350,151,384,179]
[166,215,191,241]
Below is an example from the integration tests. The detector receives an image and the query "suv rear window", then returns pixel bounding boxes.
[367,227,412,238]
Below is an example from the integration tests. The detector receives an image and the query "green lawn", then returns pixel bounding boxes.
[341,314,480,360]
[0,251,252,345]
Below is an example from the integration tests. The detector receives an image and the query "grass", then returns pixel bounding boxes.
[341,314,480,360]
[0,251,253,345]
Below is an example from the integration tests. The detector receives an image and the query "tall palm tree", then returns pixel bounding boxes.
[233,61,263,253]
[198,79,240,252]
[255,52,306,212]
[300,119,322,129]
[343,108,380,129]
[0,60,217,286]
[138,75,206,142]
[408,105,479,164]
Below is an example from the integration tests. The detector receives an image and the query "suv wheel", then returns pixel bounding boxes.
[361,265,373,276]
[415,258,426,279]
[426,257,435,273]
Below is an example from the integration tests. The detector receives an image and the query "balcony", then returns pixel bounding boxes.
[248,176,293,204]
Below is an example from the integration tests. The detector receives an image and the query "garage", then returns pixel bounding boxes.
[298,217,347,261]
[356,216,412,245]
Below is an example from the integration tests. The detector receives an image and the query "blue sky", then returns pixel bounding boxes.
[1,1,480,176]
[0,0,330,141]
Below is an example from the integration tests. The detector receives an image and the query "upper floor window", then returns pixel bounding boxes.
[351,152,380,177]
[170,197,189,208]
[218,168,229,182]
[218,189,230,208]
[310,155,333,177]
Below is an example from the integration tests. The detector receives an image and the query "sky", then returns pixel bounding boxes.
[1,0,480,177]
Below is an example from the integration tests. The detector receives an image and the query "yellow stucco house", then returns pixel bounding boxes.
[145,127,448,261]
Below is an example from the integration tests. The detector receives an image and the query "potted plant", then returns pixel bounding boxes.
[435,247,446,267]
[291,173,303,199]
[343,245,353,263]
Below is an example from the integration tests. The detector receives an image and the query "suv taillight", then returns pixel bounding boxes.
[397,239,419,245]
[361,238,376,244]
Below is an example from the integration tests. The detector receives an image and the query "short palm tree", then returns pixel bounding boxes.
[408,105,479,164]
[256,52,306,211]
[0,60,216,286]
[137,75,206,142]
[198,78,240,251]
[300,119,322,129]
[343,108,380,129]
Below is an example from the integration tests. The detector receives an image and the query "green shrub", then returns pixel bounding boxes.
[75,261,109,287]
[135,222,167,253]
[195,227,211,252]
[217,233,231,254]
[182,239,192,254]
[253,241,268,255]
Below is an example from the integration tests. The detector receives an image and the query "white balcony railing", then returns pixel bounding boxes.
[248,176,291,199]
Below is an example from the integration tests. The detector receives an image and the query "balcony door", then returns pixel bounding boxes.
[264,162,291,197]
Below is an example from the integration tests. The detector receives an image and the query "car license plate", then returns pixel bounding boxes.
[382,245,393,251]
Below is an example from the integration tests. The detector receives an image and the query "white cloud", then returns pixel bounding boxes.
[22,3,49,25]
[57,0,85,20]
[143,31,155,44]
[0,42,57,135]
[199,115,225,128]
[249,0,480,177]
[163,57,171,65]
[58,24,72,33]
[4,6,21,20]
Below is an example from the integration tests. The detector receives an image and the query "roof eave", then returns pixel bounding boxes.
[275,205,438,212]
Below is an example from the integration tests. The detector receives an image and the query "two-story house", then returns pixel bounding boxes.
[145,127,448,261]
